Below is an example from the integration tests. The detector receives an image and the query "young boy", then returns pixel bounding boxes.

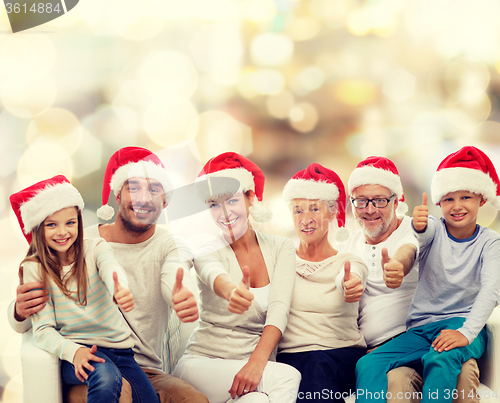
[355,146,500,403]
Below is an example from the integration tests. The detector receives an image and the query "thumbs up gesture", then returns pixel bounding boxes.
[172,268,199,323]
[228,265,254,314]
[343,261,364,303]
[413,192,428,233]
[113,272,134,312]
[381,248,404,289]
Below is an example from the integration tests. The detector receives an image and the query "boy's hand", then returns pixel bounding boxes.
[113,272,134,312]
[432,329,469,352]
[172,268,199,322]
[413,192,428,233]
[73,345,105,382]
[15,265,49,321]
[381,248,404,289]
[343,261,364,303]
[228,265,254,314]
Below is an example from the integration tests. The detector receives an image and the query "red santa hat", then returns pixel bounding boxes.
[283,163,349,242]
[198,152,272,222]
[97,147,173,220]
[431,146,500,209]
[10,175,85,244]
[347,156,408,217]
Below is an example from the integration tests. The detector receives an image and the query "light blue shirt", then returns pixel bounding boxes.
[407,215,500,343]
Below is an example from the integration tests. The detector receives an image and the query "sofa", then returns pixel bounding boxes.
[20,306,500,402]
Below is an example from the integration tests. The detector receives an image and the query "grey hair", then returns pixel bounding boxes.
[326,200,337,212]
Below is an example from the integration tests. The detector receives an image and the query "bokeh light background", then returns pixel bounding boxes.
[2,0,500,401]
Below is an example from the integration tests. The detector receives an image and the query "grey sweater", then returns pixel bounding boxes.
[185,231,296,360]
[83,225,194,371]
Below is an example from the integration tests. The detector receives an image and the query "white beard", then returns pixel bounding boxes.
[358,207,396,240]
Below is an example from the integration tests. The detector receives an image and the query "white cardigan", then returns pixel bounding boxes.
[185,230,296,360]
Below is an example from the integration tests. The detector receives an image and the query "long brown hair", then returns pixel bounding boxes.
[21,208,88,306]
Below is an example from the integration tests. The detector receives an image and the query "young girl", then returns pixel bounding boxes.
[10,175,158,403]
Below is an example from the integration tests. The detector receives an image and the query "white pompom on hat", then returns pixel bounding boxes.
[283,163,349,242]
[10,175,84,244]
[431,146,500,209]
[97,147,173,220]
[198,152,272,222]
[347,156,408,218]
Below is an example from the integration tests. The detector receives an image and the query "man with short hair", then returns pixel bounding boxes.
[341,156,478,403]
[9,146,208,403]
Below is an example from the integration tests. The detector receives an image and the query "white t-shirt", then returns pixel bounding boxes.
[339,216,419,348]
[250,283,270,312]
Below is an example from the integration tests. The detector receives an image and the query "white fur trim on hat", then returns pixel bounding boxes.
[335,227,349,243]
[110,160,173,204]
[283,179,340,202]
[396,201,408,218]
[431,167,500,209]
[20,183,84,235]
[199,168,255,196]
[347,165,403,200]
[96,204,115,220]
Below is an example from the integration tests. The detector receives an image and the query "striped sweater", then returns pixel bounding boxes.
[23,237,134,363]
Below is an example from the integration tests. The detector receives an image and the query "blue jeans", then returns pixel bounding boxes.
[355,318,487,403]
[61,346,159,403]
[277,347,365,402]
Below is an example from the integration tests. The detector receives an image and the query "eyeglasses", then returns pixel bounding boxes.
[350,194,396,209]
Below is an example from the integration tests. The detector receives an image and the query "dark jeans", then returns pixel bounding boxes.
[61,346,158,403]
[277,347,366,402]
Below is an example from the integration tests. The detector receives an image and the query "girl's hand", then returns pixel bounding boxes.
[113,272,134,312]
[412,193,428,233]
[73,345,105,382]
[228,266,254,314]
[432,329,469,352]
[343,261,364,303]
[228,360,265,398]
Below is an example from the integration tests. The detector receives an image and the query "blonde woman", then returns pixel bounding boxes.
[174,152,301,403]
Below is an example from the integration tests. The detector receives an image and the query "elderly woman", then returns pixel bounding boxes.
[174,152,301,403]
[277,163,368,402]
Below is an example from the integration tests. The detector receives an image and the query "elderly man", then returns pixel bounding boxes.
[9,147,208,403]
[341,156,478,403]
